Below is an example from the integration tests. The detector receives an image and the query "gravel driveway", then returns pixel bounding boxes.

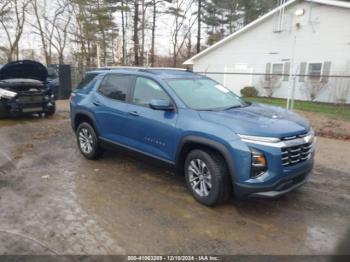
[0,101,349,255]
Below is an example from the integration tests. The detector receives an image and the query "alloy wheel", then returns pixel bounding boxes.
[79,128,94,154]
[188,159,212,197]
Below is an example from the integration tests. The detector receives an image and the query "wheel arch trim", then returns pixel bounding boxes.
[73,110,98,132]
[175,136,236,181]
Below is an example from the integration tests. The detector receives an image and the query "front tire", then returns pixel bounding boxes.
[46,102,56,116]
[185,149,232,206]
[76,122,103,160]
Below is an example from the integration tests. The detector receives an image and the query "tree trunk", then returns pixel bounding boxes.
[58,52,64,65]
[151,0,156,66]
[196,0,201,54]
[121,0,126,65]
[140,0,145,66]
[133,0,140,66]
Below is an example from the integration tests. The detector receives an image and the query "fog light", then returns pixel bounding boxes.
[251,148,267,178]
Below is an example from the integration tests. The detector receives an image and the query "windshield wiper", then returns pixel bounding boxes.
[223,105,243,111]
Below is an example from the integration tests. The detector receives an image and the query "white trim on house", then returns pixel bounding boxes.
[184,0,350,65]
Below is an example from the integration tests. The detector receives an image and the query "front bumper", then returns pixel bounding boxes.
[0,98,55,116]
[233,161,312,199]
[230,132,316,199]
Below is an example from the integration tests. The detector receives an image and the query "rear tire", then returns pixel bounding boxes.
[76,122,103,160]
[185,149,232,206]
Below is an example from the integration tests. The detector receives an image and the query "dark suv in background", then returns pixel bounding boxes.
[0,60,56,117]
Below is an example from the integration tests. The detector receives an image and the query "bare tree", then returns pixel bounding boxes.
[133,0,140,65]
[167,0,197,67]
[149,0,171,66]
[303,78,328,101]
[31,0,68,65]
[0,0,30,62]
[260,76,282,97]
[196,0,201,54]
[118,0,130,65]
[50,1,72,64]
[331,63,350,104]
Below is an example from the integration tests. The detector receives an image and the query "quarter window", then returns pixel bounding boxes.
[98,74,133,101]
[132,77,170,106]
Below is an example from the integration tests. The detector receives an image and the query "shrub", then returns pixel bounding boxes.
[240,86,258,97]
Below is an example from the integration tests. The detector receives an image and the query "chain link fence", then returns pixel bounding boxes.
[67,66,350,107]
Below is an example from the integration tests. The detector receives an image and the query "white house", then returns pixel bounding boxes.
[184,0,350,103]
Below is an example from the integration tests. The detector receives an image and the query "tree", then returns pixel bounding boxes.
[31,0,69,65]
[260,76,281,97]
[201,0,276,45]
[50,0,72,64]
[70,0,117,69]
[133,0,140,65]
[239,0,277,26]
[150,0,171,66]
[196,0,202,53]
[166,0,196,67]
[0,0,30,62]
[116,0,131,65]
[303,78,328,101]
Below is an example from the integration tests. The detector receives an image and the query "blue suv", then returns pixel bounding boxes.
[70,69,316,206]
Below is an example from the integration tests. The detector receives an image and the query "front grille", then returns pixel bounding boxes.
[17,95,44,104]
[281,142,312,167]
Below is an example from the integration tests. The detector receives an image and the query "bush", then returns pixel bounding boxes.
[240,86,258,97]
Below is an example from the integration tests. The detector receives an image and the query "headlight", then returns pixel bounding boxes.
[238,134,280,143]
[0,88,17,99]
[251,148,267,178]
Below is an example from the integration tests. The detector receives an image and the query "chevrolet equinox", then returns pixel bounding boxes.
[70,69,316,206]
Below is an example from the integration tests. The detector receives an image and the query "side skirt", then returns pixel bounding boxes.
[99,137,177,172]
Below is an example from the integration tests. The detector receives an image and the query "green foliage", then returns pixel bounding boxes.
[246,97,350,122]
[240,86,258,97]
[202,0,277,45]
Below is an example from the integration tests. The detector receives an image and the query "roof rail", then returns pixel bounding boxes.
[96,66,189,71]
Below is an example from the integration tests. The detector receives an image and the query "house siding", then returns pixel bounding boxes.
[192,1,350,103]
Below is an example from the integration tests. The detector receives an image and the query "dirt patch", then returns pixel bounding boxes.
[32,126,60,140]
[13,143,34,160]
[296,110,350,140]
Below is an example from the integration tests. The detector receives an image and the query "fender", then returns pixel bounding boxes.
[73,109,99,134]
[175,135,236,181]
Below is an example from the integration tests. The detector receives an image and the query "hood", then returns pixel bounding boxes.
[0,60,48,82]
[199,103,310,138]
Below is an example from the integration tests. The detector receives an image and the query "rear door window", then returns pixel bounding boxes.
[98,74,134,102]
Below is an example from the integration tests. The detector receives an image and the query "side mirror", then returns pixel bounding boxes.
[149,99,174,111]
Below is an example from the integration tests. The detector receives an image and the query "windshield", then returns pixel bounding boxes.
[166,78,247,111]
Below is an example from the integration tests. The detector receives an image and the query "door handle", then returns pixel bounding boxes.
[128,111,139,117]
[92,99,102,106]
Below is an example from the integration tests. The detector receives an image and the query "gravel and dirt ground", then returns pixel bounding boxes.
[296,110,350,140]
[0,100,349,255]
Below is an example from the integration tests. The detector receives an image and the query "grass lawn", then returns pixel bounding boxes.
[245,97,350,122]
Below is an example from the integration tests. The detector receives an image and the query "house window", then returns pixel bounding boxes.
[308,63,322,81]
[272,63,283,78]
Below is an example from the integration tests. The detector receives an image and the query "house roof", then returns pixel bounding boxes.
[184,0,350,65]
